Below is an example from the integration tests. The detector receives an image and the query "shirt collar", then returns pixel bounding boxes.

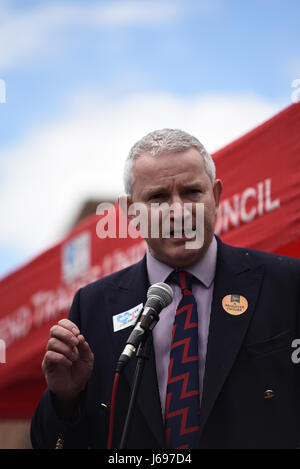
[146,235,218,288]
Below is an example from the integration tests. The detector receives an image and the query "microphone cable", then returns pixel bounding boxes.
[107,371,120,449]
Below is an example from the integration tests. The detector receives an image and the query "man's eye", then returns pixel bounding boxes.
[149,193,165,200]
[187,189,200,194]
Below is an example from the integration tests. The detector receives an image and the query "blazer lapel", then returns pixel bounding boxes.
[199,239,265,436]
[104,256,165,448]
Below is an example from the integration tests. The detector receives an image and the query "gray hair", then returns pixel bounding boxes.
[123,128,216,196]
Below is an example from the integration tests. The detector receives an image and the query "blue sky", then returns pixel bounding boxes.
[0,0,299,279]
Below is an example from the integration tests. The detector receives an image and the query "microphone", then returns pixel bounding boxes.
[116,282,173,372]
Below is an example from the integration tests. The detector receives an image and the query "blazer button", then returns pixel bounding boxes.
[55,434,64,449]
[100,402,109,412]
[264,389,275,399]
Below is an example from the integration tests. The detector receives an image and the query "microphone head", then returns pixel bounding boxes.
[147,282,174,309]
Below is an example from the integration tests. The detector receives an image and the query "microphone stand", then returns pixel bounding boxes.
[119,332,153,449]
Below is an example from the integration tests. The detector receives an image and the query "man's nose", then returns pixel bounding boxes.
[169,194,185,207]
[168,195,185,222]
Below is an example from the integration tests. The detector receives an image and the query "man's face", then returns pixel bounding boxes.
[128,147,222,268]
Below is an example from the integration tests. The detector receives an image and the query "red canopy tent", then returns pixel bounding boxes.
[214,101,300,257]
[0,102,299,419]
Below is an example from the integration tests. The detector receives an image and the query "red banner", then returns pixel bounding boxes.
[214,102,300,255]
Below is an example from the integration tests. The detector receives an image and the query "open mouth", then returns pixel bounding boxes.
[168,229,196,239]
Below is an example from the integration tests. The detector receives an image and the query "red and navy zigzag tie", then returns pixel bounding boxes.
[165,270,200,449]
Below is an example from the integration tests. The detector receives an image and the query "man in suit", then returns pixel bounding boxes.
[31,129,300,449]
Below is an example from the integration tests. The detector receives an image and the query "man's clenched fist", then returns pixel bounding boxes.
[42,318,94,405]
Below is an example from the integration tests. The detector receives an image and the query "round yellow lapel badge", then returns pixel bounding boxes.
[222,294,248,316]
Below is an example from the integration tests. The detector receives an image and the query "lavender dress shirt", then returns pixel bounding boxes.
[146,236,217,419]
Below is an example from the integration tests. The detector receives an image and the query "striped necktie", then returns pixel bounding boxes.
[165,270,200,449]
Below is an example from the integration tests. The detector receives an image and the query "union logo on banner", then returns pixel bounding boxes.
[62,231,91,283]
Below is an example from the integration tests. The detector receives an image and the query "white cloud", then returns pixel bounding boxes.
[0,91,283,272]
[91,0,181,26]
[0,0,183,69]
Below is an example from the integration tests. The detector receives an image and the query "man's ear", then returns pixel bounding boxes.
[213,179,223,214]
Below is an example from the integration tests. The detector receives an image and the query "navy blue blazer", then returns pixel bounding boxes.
[31,237,300,448]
